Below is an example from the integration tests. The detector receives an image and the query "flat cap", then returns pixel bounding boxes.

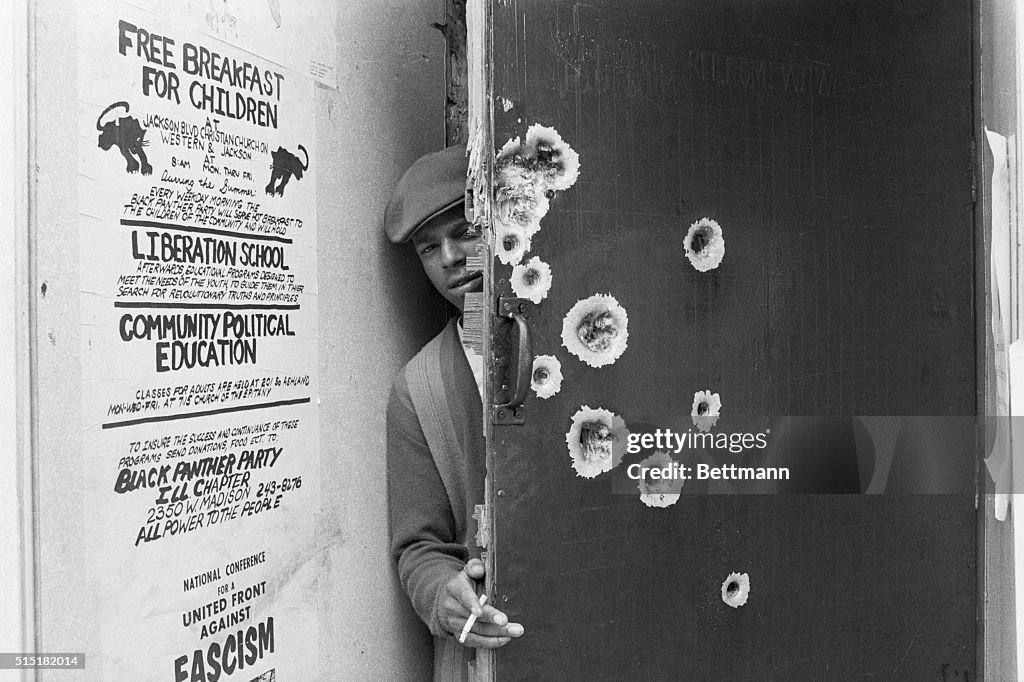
[384,144,468,243]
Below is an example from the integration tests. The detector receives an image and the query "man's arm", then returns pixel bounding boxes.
[387,372,467,635]
[386,372,524,647]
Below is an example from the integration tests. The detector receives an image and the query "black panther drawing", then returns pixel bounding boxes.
[96,101,152,175]
[265,145,308,197]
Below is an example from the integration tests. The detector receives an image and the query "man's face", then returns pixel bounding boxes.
[411,205,484,312]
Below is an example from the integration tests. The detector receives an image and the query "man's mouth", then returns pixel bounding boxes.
[448,271,483,292]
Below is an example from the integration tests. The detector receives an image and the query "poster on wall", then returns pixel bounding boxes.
[78,1,320,679]
[127,0,338,87]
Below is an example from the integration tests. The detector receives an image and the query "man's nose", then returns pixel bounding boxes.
[440,238,465,268]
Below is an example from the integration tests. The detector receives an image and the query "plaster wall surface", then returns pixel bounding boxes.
[316,1,451,678]
[29,0,449,678]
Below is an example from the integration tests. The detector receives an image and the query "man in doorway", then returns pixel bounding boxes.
[384,145,525,679]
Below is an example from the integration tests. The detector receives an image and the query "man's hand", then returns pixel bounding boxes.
[439,558,525,648]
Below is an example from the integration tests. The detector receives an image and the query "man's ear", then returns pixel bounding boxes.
[380,240,450,343]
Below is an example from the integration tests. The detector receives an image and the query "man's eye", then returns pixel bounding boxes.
[419,244,436,255]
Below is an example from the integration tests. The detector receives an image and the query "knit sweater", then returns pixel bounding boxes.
[387,317,486,680]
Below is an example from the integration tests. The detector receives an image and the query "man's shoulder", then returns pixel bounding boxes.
[390,319,457,399]
[397,319,456,377]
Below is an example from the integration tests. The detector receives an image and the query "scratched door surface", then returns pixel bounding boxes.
[484,1,975,679]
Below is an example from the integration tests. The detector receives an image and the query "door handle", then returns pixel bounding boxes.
[492,297,533,425]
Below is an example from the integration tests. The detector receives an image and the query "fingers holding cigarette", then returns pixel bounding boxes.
[442,560,525,649]
[459,594,488,643]
[457,598,525,648]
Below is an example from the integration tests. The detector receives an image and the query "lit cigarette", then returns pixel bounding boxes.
[459,594,488,644]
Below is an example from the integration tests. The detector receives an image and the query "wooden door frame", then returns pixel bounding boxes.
[976,0,1020,678]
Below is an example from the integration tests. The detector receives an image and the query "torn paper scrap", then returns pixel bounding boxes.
[566,405,628,478]
[1007,340,1024,520]
[472,504,490,549]
[984,127,1014,520]
[561,294,629,368]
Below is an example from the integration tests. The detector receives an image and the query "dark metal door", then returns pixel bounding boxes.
[483,1,976,678]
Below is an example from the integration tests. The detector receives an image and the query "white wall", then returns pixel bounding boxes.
[34,0,92,672]
[1,0,31,674]
[315,1,451,678]
[28,0,450,678]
